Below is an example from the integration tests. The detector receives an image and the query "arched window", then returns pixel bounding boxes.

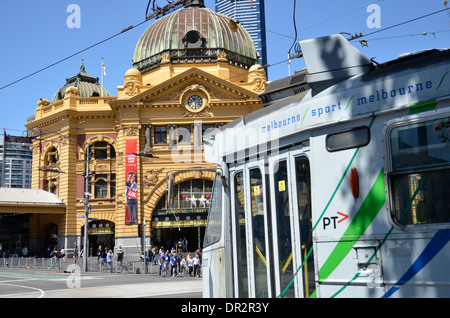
[85,139,116,200]
[92,173,116,199]
[45,146,59,166]
[42,146,60,194]
[92,141,116,160]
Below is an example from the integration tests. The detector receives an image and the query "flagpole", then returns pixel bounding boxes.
[101,58,104,97]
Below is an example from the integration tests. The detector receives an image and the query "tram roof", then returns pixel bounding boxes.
[204,34,450,163]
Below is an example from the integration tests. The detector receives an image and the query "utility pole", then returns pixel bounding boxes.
[83,144,92,272]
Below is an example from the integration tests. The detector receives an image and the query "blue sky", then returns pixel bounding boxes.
[0,0,449,135]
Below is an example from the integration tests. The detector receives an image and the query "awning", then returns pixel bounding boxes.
[0,188,66,214]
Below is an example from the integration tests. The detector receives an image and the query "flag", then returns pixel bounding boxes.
[251,0,253,8]
[102,58,106,76]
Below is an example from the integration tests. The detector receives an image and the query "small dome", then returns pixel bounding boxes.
[124,68,142,77]
[51,60,110,104]
[132,6,258,73]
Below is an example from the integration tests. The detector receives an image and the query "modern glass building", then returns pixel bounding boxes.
[215,0,267,68]
[0,132,33,189]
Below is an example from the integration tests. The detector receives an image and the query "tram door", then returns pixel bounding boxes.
[230,160,273,298]
[268,147,316,298]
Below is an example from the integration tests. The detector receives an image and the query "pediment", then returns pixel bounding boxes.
[115,67,261,108]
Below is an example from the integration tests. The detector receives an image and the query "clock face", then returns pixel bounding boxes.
[188,95,203,110]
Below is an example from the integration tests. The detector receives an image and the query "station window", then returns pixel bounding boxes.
[154,126,168,144]
[93,141,116,160]
[326,126,370,152]
[388,117,450,226]
[93,173,116,199]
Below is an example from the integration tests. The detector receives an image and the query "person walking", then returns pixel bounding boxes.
[97,245,102,261]
[193,253,201,277]
[170,253,178,278]
[60,247,66,262]
[117,246,124,266]
[101,248,108,271]
[73,242,78,264]
[159,250,166,277]
[187,253,193,277]
[107,249,114,273]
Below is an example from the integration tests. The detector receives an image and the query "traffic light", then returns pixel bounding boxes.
[138,223,142,237]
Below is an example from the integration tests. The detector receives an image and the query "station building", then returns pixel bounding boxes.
[23,1,266,258]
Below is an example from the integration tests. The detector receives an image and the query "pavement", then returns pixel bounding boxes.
[0,262,203,298]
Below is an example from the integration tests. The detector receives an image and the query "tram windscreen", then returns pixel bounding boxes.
[204,171,223,246]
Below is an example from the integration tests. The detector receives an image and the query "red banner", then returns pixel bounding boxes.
[125,139,138,225]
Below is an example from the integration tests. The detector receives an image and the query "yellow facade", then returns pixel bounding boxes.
[25,5,267,257]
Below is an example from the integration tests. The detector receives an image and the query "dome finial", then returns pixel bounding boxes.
[185,0,205,8]
[80,59,86,72]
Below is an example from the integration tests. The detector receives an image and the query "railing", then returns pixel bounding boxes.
[0,257,159,274]
[0,257,63,269]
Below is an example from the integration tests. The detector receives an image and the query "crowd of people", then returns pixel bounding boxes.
[152,246,202,278]
[1,238,203,278]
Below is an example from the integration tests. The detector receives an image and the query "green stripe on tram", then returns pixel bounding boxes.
[311,169,386,298]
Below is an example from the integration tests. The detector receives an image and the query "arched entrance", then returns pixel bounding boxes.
[151,178,212,252]
[82,220,115,256]
[43,223,58,257]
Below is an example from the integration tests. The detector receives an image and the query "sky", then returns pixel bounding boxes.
[0,0,449,135]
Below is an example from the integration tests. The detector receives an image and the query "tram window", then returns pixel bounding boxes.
[389,117,450,226]
[273,160,294,298]
[233,171,249,297]
[295,157,315,298]
[326,126,370,152]
[204,172,223,246]
[249,168,268,297]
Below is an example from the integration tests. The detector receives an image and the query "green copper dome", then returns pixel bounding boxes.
[51,61,110,104]
[132,6,259,73]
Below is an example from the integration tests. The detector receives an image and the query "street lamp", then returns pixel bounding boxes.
[33,127,92,272]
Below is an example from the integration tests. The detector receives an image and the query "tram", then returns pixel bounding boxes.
[201,34,450,298]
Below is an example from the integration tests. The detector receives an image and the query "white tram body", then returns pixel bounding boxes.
[202,34,450,298]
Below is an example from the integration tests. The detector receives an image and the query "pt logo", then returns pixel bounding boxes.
[323,212,348,230]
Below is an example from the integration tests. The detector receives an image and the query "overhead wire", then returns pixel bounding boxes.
[1,4,449,97]
[0,19,149,92]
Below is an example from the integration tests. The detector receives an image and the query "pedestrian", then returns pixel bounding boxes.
[73,242,78,264]
[107,249,114,272]
[159,249,166,277]
[170,253,178,278]
[97,245,102,261]
[177,239,183,253]
[141,252,149,273]
[50,247,58,267]
[60,247,66,262]
[152,247,157,265]
[193,253,201,277]
[117,246,124,266]
[180,256,187,277]
[164,251,170,276]
[177,253,182,274]
[182,237,188,253]
[148,248,154,266]
[101,248,108,271]
[188,253,194,277]
[22,246,28,258]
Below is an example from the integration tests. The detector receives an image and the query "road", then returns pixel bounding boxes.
[0,267,203,298]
